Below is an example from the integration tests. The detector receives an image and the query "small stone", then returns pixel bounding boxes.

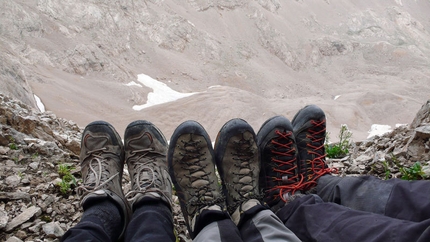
[42,221,65,238]
[355,155,372,163]
[5,175,21,187]
[332,162,345,169]
[21,178,30,184]
[5,160,16,167]
[0,207,9,229]
[15,230,27,240]
[21,221,33,229]
[348,164,361,174]
[29,221,46,233]
[0,192,31,201]
[6,206,41,232]
[5,236,23,242]
[0,146,10,155]
[29,162,40,170]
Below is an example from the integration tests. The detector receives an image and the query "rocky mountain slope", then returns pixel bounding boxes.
[1,0,430,141]
[0,93,429,241]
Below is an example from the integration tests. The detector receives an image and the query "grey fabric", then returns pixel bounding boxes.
[277,194,430,242]
[240,209,301,242]
[317,174,430,222]
[194,209,301,242]
[193,218,242,242]
[276,175,430,241]
[317,175,394,215]
[193,222,223,242]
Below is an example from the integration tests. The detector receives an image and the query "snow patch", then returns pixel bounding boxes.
[34,94,45,112]
[208,85,222,89]
[367,124,392,139]
[133,74,199,110]
[125,81,142,87]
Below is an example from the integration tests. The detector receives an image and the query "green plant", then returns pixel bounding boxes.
[31,153,39,159]
[400,162,426,181]
[41,215,52,222]
[58,180,71,195]
[9,142,18,150]
[58,164,72,177]
[382,160,391,180]
[17,171,24,179]
[325,124,352,158]
[8,136,18,150]
[57,164,77,195]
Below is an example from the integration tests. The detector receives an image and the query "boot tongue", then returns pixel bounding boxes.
[128,132,153,150]
[84,134,109,150]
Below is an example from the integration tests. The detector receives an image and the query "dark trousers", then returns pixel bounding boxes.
[277,175,430,242]
[63,201,300,242]
[62,201,175,242]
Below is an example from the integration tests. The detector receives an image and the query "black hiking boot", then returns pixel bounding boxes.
[257,115,301,212]
[214,118,262,225]
[292,105,334,192]
[168,120,226,238]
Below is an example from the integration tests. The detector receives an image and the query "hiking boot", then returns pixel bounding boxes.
[257,115,301,212]
[291,105,333,191]
[77,121,130,239]
[124,120,172,211]
[168,120,226,238]
[214,118,261,225]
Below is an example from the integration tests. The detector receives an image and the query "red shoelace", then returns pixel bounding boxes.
[271,119,337,202]
[266,130,302,202]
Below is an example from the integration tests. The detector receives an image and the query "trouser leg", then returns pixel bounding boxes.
[317,175,430,221]
[61,200,122,242]
[277,194,430,242]
[239,209,301,242]
[193,218,243,242]
[124,201,175,242]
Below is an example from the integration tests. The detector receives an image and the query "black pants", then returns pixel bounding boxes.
[277,175,430,242]
[62,201,175,242]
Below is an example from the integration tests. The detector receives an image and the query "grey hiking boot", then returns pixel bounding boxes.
[214,118,261,225]
[168,120,226,238]
[257,115,301,213]
[124,120,172,210]
[291,105,334,192]
[77,121,130,239]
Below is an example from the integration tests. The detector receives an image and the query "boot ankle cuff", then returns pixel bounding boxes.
[190,204,228,239]
[231,199,266,226]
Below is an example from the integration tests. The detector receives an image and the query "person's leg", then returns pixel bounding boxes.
[61,200,122,241]
[122,120,175,242]
[277,194,430,242]
[216,118,300,242]
[193,210,242,242]
[317,174,430,222]
[168,121,243,241]
[125,201,174,241]
[239,209,301,242]
[62,121,131,242]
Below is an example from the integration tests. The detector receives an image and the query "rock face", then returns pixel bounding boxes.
[0,92,429,241]
[330,100,430,179]
[1,0,430,141]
